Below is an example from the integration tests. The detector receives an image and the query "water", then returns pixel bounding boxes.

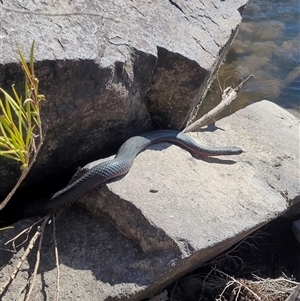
[200,0,300,119]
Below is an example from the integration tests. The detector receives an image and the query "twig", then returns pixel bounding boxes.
[0,231,40,295]
[24,216,49,301]
[214,268,261,301]
[53,216,60,301]
[183,75,255,133]
[216,277,236,301]
[233,285,242,301]
[5,217,46,251]
[285,284,300,301]
[252,275,299,286]
[0,216,48,295]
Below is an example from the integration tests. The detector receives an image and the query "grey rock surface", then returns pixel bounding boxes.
[293,220,300,244]
[1,100,298,301]
[0,0,247,199]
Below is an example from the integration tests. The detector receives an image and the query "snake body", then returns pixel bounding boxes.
[0,130,242,226]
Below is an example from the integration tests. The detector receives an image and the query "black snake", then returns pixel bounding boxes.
[0,130,243,227]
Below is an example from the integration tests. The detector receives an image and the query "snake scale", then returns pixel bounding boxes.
[0,130,243,227]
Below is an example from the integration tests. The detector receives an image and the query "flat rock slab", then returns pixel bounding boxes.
[1,100,299,301]
[81,100,299,253]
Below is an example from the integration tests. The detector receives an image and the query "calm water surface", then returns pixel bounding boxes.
[200,0,300,119]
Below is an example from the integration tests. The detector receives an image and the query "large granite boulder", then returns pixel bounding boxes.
[0,0,248,200]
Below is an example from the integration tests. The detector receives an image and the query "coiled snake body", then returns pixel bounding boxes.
[0,130,243,227]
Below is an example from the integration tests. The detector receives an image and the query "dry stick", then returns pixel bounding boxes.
[53,217,60,301]
[214,268,261,301]
[15,218,51,301]
[0,216,48,295]
[216,278,235,301]
[24,216,50,301]
[253,275,299,286]
[0,232,40,295]
[183,75,255,133]
[248,276,299,296]
[5,217,46,251]
[233,285,242,301]
[284,283,300,301]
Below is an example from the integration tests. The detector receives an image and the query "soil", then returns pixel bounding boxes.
[154,216,300,301]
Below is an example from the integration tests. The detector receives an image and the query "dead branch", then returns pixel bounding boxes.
[24,216,49,301]
[214,268,261,301]
[5,217,46,252]
[0,230,41,295]
[53,217,60,301]
[285,283,300,301]
[183,75,255,133]
[0,216,50,297]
